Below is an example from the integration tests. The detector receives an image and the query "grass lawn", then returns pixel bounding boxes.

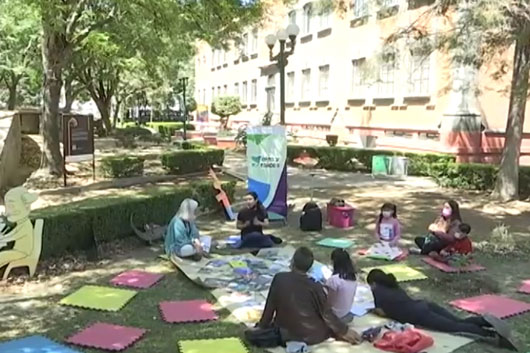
[1,182,529,353]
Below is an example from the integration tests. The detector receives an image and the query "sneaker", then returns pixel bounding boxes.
[409,247,421,255]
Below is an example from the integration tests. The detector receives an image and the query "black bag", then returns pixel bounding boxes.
[300,202,322,231]
[244,327,282,348]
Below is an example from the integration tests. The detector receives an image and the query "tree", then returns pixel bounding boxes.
[211,96,242,130]
[375,0,530,200]
[0,0,40,110]
[35,0,268,175]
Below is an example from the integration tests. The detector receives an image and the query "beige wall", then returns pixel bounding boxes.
[194,0,527,134]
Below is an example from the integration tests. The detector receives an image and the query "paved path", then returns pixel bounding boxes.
[224,151,438,190]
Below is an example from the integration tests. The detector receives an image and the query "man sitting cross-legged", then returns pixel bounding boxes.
[246,247,361,348]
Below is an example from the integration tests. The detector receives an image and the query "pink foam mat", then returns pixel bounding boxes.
[66,323,146,351]
[422,257,485,273]
[159,300,218,323]
[450,294,530,319]
[518,280,530,294]
[110,270,164,289]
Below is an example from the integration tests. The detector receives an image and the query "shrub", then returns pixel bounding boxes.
[146,122,196,138]
[211,96,242,130]
[31,181,237,259]
[161,149,225,174]
[101,156,145,178]
[114,126,152,138]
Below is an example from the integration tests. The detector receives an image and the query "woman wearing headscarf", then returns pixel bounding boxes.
[164,199,211,261]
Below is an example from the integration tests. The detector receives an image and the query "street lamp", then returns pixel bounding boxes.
[179,77,189,141]
[265,23,300,125]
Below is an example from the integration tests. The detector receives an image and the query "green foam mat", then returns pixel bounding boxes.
[364,264,428,282]
[316,237,354,249]
[60,285,137,311]
[178,337,248,353]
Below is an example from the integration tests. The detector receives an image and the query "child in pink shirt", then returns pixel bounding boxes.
[325,249,358,323]
[375,203,401,246]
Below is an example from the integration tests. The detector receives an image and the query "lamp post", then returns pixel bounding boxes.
[265,24,300,125]
[179,77,189,141]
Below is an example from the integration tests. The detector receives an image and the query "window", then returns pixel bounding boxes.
[217,86,221,97]
[351,59,367,97]
[318,65,330,97]
[202,89,206,104]
[251,29,258,54]
[211,87,215,100]
[211,50,215,67]
[408,53,430,96]
[234,83,239,96]
[251,79,257,104]
[303,3,313,34]
[353,0,369,18]
[242,33,249,56]
[287,72,295,102]
[222,50,227,64]
[378,54,396,97]
[301,69,311,101]
[289,10,297,25]
[319,8,331,29]
[267,74,276,111]
[242,81,248,104]
[223,85,228,94]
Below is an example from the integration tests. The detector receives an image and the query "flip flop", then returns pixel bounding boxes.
[482,314,520,352]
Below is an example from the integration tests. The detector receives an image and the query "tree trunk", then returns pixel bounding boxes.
[113,99,122,128]
[92,96,113,132]
[493,37,530,201]
[7,84,17,110]
[40,28,66,176]
[63,76,74,113]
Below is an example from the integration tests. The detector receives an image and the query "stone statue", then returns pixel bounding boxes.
[0,187,44,280]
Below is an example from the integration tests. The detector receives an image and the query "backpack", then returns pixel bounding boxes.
[300,202,322,231]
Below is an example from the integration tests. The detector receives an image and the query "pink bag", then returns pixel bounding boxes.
[374,329,434,353]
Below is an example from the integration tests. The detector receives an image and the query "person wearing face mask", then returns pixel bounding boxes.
[375,203,401,247]
[412,199,462,255]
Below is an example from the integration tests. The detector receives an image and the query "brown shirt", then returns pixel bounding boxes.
[258,271,348,345]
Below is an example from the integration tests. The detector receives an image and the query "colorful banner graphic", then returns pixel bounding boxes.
[246,126,288,217]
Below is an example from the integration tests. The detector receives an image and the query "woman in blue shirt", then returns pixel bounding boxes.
[165,199,211,261]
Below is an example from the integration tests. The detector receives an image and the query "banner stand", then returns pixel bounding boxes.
[62,114,95,187]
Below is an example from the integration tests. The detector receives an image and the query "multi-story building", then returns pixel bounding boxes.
[194,0,530,164]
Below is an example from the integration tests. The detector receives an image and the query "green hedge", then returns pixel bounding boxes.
[287,145,455,175]
[146,122,196,138]
[161,149,224,174]
[287,145,530,195]
[101,155,145,178]
[31,181,236,259]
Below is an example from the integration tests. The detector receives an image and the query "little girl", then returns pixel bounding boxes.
[325,249,357,323]
[375,203,401,246]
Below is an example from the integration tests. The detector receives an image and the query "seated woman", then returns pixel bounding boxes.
[236,192,282,249]
[366,269,514,349]
[412,199,462,255]
[164,199,211,261]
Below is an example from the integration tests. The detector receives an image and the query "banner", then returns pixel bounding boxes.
[246,125,287,217]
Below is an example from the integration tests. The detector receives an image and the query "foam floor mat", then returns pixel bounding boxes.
[178,337,247,353]
[110,270,164,289]
[60,285,137,312]
[364,264,428,282]
[518,280,530,294]
[0,335,81,353]
[160,300,218,323]
[66,322,146,351]
[422,257,486,273]
[450,294,530,319]
[316,237,354,248]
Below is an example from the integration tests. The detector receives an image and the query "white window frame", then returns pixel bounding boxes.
[352,0,369,18]
[251,79,257,104]
[242,81,248,104]
[318,7,332,29]
[301,68,312,101]
[318,65,330,98]
[407,52,431,97]
[234,82,239,96]
[377,54,396,98]
[303,3,313,34]
[286,72,295,102]
[242,33,249,57]
[351,58,367,98]
[251,29,258,54]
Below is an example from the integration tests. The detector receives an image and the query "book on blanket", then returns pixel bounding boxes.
[367,242,403,261]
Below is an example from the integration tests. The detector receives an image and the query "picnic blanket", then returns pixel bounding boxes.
[169,246,374,326]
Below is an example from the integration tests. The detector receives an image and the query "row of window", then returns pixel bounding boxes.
[208,29,259,68]
[198,79,259,106]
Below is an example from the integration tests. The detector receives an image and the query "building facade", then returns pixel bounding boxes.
[194,0,530,164]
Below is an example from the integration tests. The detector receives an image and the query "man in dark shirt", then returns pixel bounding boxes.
[256,247,361,345]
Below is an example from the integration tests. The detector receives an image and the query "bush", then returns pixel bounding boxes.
[114,126,152,138]
[287,145,455,173]
[101,156,145,178]
[31,181,237,259]
[161,149,225,174]
[146,122,196,138]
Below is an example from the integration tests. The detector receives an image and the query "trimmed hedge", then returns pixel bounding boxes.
[287,145,455,176]
[31,181,236,259]
[146,122,196,138]
[101,155,145,178]
[161,149,224,174]
[287,145,530,195]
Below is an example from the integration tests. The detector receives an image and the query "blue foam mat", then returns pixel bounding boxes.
[0,335,81,353]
